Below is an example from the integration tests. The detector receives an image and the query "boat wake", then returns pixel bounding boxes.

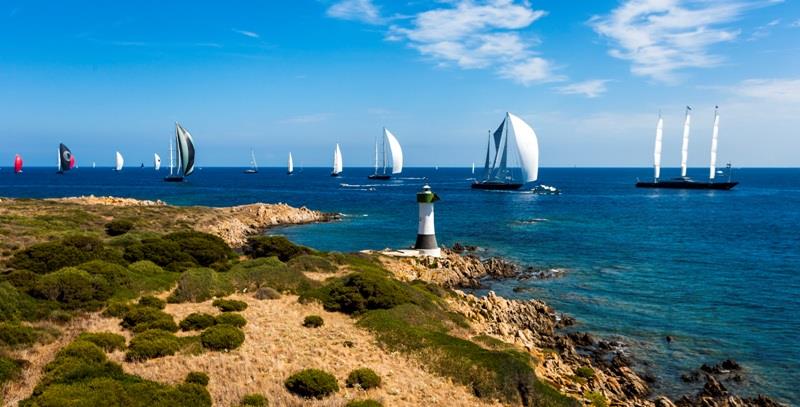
[515,218,549,225]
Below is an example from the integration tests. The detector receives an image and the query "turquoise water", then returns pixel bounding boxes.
[1,167,798,403]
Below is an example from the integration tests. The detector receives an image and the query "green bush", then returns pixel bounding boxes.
[254,287,281,300]
[0,355,25,385]
[346,368,381,390]
[123,238,196,270]
[4,270,40,293]
[575,366,595,380]
[38,340,125,388]
[185,371,209,386]
[102,302,131,318]
[304,270,424,315]
[212,298,247,312]
[163,231,235,267]
[121,306,178,333]
[200,325,245,351]
[244,236,313,262]
[105,219,134,236]
[288,255,337,273]
[345,400,382,407]
[125,329,182,361]
[77,332,126,352]
[0,281,51,322]
[240,393,268,406]
[585,391,608,407]
[180,313,217,331]
[10,235,124,274]
[77,260,132,290]
[284,368,339,399]
[137,295,166,309]
[127,260,180,294]
[302,315,324,328]
[215,313,246,328]
[32,267,111,310]
[228,258,318,294]
[168,268,233,303]
[0,322,53,347]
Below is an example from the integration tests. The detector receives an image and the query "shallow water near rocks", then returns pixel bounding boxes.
[2,167,798,404]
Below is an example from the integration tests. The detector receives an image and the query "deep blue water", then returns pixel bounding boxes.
[1,166,798,404]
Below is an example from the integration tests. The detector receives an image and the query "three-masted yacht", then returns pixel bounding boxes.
[369,128,403,180]
[472,112,539,190]
[164,122,196,182]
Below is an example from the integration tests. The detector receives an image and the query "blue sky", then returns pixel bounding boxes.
[1,0,798,167]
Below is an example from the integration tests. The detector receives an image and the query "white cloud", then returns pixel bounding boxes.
[590,0,777,82]
[387,0,560,85]
[725,78,800,103]
[232,29,260,39]
[791,19,800,27]
[327,0,383,24]
[556,79,611,98]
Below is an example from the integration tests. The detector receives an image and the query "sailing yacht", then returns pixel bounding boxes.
[154,153,161,170]
[115,151,124,171]
[244,150,258,174]
[57,143,75,174]
[164,122,196,182]
[636,107,737,190]
[472,112,539,190]
[14,155,22,174]
[331,144,343,177]
[368,128,403,180]
[287,152,294,175]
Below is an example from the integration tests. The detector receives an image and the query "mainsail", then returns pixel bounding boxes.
[709,107,720,180]
[250,150,258,171]
[115,151,124,171]
[58,143,75,173]
[507,113,539,183]
[479,113,539,184]
[14,154,22,174]
[154,153,161,170]
[175,123,196,177]
[680,106,691,177]
[384,128,403,174]
[654,113,664,180]
[332,144,343,175]
[288,152,294,174]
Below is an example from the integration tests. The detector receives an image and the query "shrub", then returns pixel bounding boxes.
[215,313,246,328]
[121,306,178,333]
[127,260,181,294]
[212,298,247,312]
[3,270,40,293]
[240,393,268,406]
[105,219,134,236]
[288,255,337,273]
[163,231,235,267]
[0,355,24,385]
[284,368,339,399]
[9,235,123,274]
[0,281,48,322]
[200,325,245,351]
[575,366,595,380]
[32,267,110,310]
[185,371,210,386]
[77,260,132,290]
[0,322,43,347]
[345,400,383,407]
[123,238,195,269]
[304,270,421,315]
[38,340,125,388]
[125,329,182,361]
[302,315,324,328]
[585,391,608,407]
[168,268,233,303]
[180,313,217,331]
[244,236,313,262]
[77,332,126,352]
[138,295,166,309]
[228,258,318,294]
[254,287,281,300]
[102,302,130,318]
[346,368,381,390]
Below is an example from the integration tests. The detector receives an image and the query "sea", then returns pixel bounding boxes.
[1,166,798,404]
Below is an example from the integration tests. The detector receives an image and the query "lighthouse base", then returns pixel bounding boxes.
[417,247,441,257]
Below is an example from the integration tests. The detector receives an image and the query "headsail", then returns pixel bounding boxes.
[154,153,161,170]
[654,113,664,180]
[709,107,720,180]
[333,144,343,174]
[507,112,539,183]
[384,128,403,174]
[288,152,294,173]
[14,154,22,174]
[175,123,196,177]
[58,143,75,173]
[115,151,124,171]
[680,106,691,177]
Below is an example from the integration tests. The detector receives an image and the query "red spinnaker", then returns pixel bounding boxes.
[14,155,22,173]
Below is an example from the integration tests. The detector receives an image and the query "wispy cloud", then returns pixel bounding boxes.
[749,18,781,40]
[791,18,800,27]
[590,0,779,83]
[279,113,332,124]
[326,0,383,24]
[386,0,562,85]
[232,29,260,39]
[556,79,611,98]
[723,78,800,103]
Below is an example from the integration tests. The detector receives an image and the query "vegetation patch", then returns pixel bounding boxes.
[346,368,381,390]
[215,313,246,328]
[137,295,166,309]
[32,267,112,311]
[288,254,337,273]
[121,306,178,333]
[200,325,245,351]
[105,219,134,237]
[77,332,126,352]
[0,322,58,348]
[163,231,235,268]
[185,371,209,386]
[125,329,182,361]
[168,268,233,303]
[9,235,124,274]
[575,366,595,380]
[212,298,247,312]
[254,287,281,300]
[239,393,268,406]
[345,400,382,407]
[0,355,26,385]
[123,237,196,271]
[227,257,318,294]
[244,236,313,262]
[302,315,324,328]
[585,390,608,407]
[180,313,217,331]
[284,368,339,399]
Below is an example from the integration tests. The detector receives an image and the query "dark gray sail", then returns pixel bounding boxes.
[58,143,74,173]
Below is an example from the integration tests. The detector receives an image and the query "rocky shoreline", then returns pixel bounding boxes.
[376,247,787,407]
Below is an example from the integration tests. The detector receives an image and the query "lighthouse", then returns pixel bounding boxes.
[414,184,441,257]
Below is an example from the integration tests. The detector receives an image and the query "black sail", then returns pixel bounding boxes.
[58,143,73,172]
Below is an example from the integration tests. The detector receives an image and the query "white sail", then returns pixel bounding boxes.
[654,114,664,180]
[175,123,196,176]
[250,150,258,171]
[333,144,343,174]
[154,153,161,170]
[709,107,720,180]
[471,162,475,174]
[384,128,403,174]
[288,152,294,173]
[506,112,540,183]
[680,107,691,177]
[115,151,124,171]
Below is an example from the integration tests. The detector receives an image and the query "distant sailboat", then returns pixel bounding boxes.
[115,151,124,171]
[14,154,22,174]
[472,112,539,190]
[331,144,343,177]
[471,162,475,174]
[244,150,258,174]
[164,122,196,182]
[636,106,737,190]
[154,153,161,170]
[369,128,403,180]
[57,143,75,174]
[287,152,294,175]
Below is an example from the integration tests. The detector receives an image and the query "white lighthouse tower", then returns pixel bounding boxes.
[414,184,441,257]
